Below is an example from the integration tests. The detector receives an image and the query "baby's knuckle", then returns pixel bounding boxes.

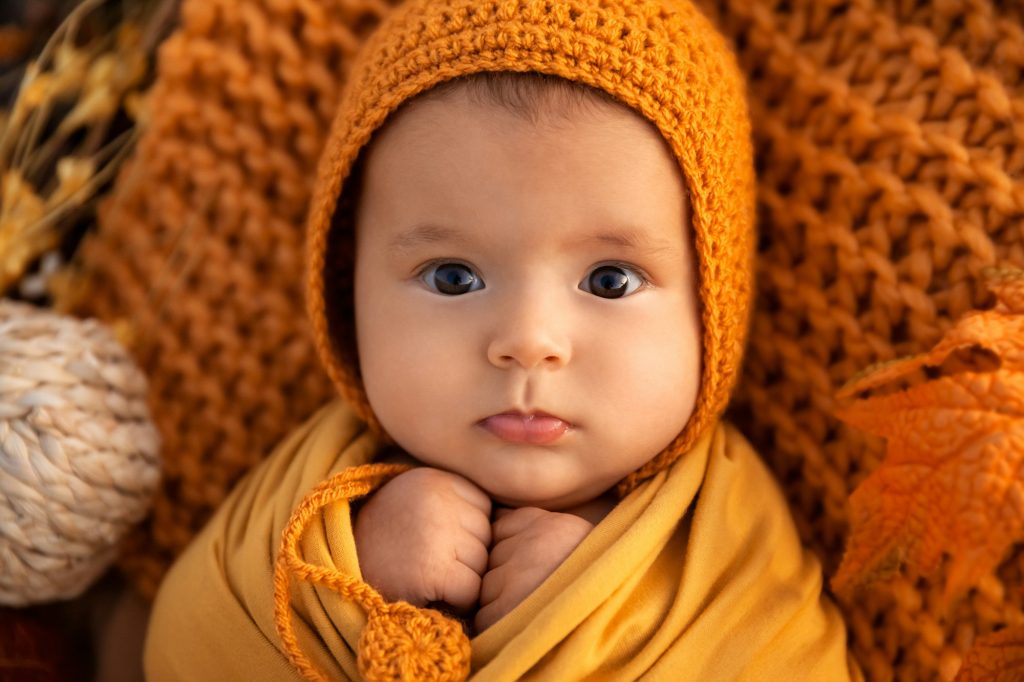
[555,512,591,533]
[403,466,447,491]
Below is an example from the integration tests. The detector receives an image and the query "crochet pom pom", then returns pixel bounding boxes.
[357,602,470,682]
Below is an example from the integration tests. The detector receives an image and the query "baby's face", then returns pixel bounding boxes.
[353,88,701,509]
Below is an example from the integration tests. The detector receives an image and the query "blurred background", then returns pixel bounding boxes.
[1,3,176,680]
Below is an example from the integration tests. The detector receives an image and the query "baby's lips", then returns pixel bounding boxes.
[478,412,571,445]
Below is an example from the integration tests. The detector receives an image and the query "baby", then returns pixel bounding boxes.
[145,0,863,679]
[350,71,702,632]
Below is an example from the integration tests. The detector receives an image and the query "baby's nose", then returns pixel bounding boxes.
[485,293,571,370]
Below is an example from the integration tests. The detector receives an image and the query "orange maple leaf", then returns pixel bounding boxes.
[831,267,1024,604]
[954,625,1024,681]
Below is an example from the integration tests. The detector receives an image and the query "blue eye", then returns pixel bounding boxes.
[422,262,485,295]
[580,264,646,299]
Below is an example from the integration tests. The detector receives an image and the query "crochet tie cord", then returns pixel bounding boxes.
[270,462,474,682]
[73,0,1023,680]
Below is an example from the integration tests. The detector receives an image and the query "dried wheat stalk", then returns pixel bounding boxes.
[0,0,177,301]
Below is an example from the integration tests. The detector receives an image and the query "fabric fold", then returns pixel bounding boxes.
[146,400,860,681]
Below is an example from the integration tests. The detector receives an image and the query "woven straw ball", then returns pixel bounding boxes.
[0,300,160,606]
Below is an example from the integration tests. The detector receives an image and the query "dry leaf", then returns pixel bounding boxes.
[954,625,1024,681]
[831,267,1024,604]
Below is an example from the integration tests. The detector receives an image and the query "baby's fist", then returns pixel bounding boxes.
[354,467,491,612]
[476,507,593,632]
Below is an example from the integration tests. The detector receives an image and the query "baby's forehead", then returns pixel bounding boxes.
[365,80,677,163]
[350,77,694,265]
[358,96,689,198]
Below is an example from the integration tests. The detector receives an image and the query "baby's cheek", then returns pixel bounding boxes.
[363,338,474,462]
[595,329,698,468]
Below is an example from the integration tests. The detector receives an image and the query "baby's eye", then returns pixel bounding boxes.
[579,264,646,299]
[421,261,485,295]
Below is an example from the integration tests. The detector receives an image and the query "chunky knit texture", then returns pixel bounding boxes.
[304,0,755,494]
[691,1,1024,680]
[76,0,396,598]
[76,0,1024,680]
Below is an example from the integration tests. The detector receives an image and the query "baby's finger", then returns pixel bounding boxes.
[491,506,546,542]
[478,562,507,608]
[440,561,484,613]
[460,504,492,547]
[486,535,517,571]
[474,596,510,633]
[455,534,489,576]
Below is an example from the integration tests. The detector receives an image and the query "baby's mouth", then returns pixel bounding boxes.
[477,411,571,445]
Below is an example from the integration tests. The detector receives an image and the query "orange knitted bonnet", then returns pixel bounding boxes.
[305,0,756,490]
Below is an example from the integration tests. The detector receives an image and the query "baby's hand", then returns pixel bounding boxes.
[475,507,594,632]
[354,467,492,612]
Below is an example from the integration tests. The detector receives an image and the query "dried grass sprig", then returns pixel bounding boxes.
[0,0,175,297]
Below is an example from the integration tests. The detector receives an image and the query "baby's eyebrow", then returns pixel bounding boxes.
[574,227,678,258]
[387,223,469,254]
[386,222,679,258]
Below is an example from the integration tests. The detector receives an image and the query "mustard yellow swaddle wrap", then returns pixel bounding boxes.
[145,400,859,681]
